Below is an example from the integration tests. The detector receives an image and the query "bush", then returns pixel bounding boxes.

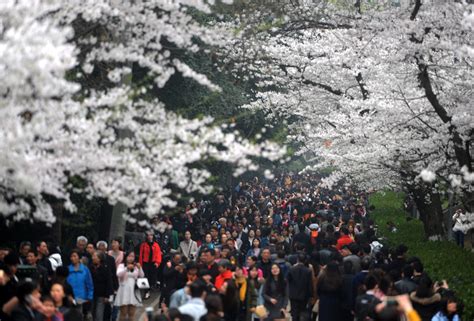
[369,191,474,320]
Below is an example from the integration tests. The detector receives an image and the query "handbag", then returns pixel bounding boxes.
[255,305,268,318]
[136,278,150,290]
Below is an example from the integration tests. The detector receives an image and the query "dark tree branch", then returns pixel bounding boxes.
[416,62,451,123]
[355,72,369,100]
[410,0,422,21]
[301,78,345,97]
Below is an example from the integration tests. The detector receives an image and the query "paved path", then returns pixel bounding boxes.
[135,291,161,321]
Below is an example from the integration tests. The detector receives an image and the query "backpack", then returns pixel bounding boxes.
[355,294,380,321]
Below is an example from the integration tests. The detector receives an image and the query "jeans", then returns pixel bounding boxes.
[93,297,106,321]
[454,230,465,248]
[111,305,119,321]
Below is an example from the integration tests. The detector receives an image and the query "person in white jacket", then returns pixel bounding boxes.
[452,209,467,248]
[114,251,144,321]
[179,230,198,261]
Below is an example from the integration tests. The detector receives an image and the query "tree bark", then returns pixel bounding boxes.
[408,183,446,240]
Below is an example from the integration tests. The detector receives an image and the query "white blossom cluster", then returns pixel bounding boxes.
[222,1,473,228]
[0,0,284,223]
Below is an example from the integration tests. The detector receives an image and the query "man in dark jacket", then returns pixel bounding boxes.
[162,253,186,306]
[292,224,310,253]
[355,273,381,321]
[24,249,49,292]
[96,241,118,321]
[257,248,273,279]
[198,249,219,283]
[287,253,313,321]
[35,241,53,277]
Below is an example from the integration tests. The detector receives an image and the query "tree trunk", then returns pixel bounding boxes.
[409,184,446,240]
[50,200,64,245]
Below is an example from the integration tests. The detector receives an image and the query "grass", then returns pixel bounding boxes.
[369,191,474,320]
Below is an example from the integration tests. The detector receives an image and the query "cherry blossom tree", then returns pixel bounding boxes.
[0,0,284,225]
[224,0,473,238]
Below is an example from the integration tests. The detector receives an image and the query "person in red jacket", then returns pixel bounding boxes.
[336,226,354,251]
[214,259,233,291]
[139,231,162,299]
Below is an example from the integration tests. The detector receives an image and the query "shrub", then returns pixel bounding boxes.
[370,191,474,320]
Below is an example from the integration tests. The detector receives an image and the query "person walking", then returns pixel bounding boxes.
[317,262,343,321]
[263,263,288,321]
[67,249,94,319]
[179,230,199,262]
[287,253,313,321]
[114,251,144,321]
[139,231,162,299]
[90,251,113,321]
[452,210,467,248]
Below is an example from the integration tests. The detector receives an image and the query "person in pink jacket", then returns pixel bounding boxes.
[114,251,144,321]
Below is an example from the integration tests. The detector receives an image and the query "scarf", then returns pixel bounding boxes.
[235,276,247,302]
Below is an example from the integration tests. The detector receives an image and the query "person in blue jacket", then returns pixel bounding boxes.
[431,297,461,321]
[67,249,94,317]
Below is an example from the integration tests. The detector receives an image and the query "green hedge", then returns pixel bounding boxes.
[369,191,474,320]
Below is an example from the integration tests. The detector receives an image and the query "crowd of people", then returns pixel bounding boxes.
[0,173,466,321]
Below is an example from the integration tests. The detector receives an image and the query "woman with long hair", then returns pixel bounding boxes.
[219,279,240,321]
[431,296,461,321]
[246,239,262,260]
[247,265,264,321]
[114,251,144,321]
[234,265,257,321]
[317,262,343,321]
[262,264,288,321]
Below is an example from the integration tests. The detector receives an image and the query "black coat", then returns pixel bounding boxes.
[198,262,219,284]
[162,263,186,297]
[0,277,18,321]
[410,292,441,321]
[257,260,272,280]
[287,263,313,302]
[395,278,417,295]
[317,280,343,321]
[11,304,38,321]
[292,232,310,252]
[90,264,113,298]
[37,256,53,277]
[104,254,118,292]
